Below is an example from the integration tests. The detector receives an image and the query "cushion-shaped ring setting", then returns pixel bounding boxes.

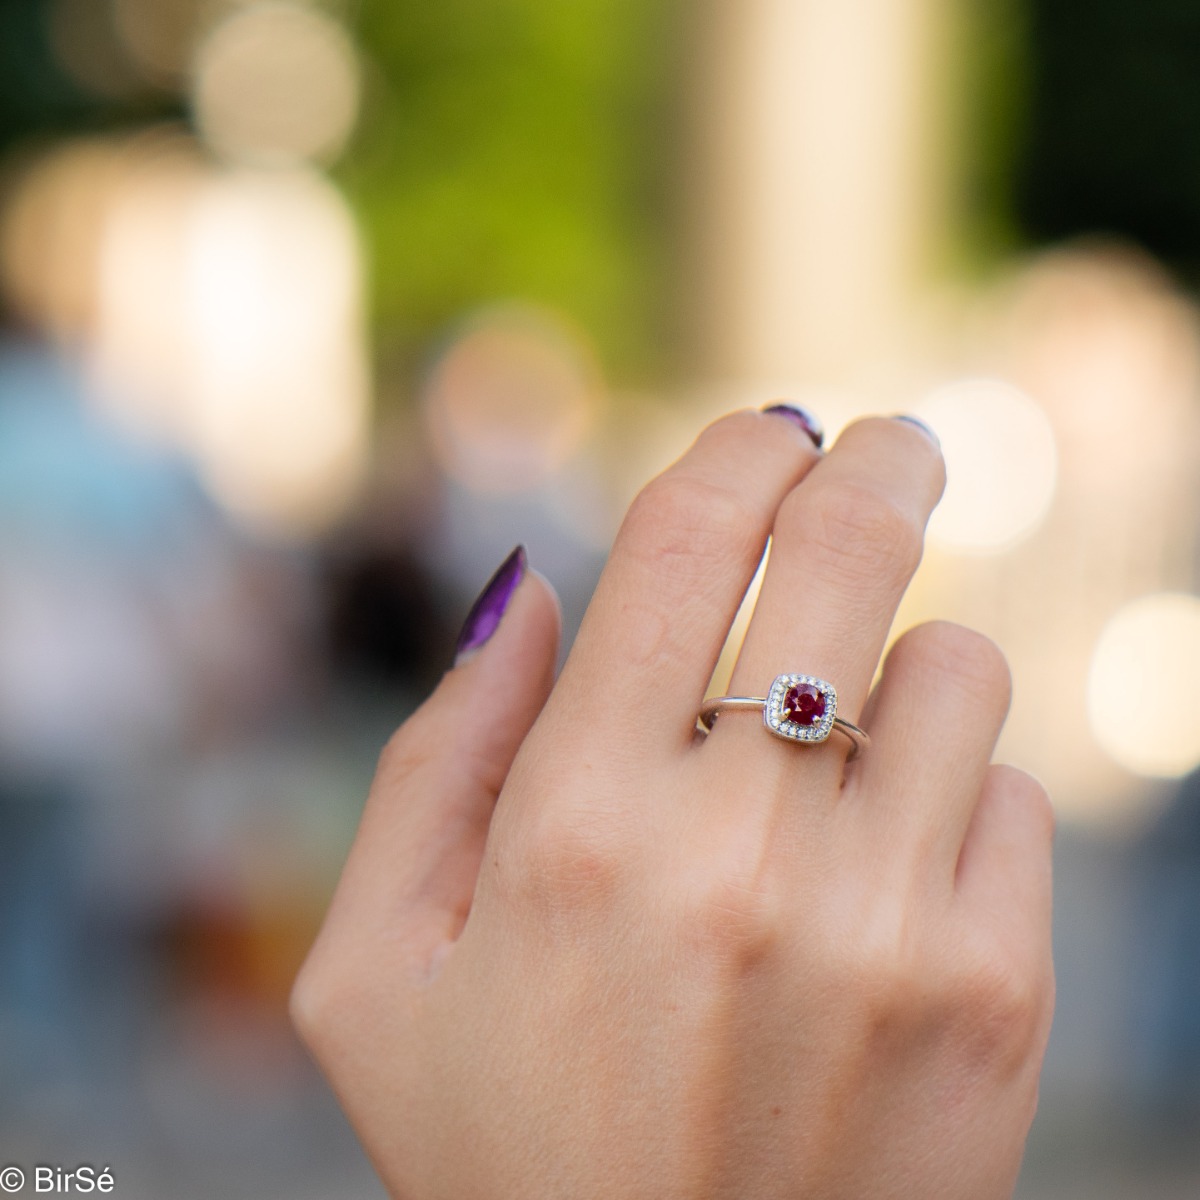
[764,674,838,744]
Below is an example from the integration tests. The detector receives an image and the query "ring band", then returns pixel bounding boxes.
[699,673,869,761]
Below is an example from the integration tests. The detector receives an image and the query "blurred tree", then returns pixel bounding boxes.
[0,0,79,144]
[1016,0,1200,276]
[0,0,179,155]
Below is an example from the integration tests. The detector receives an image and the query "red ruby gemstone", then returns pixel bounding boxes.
[783,683,826,726]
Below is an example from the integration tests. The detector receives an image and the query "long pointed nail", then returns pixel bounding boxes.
[454,545,527,666]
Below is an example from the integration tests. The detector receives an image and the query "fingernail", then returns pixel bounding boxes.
[892,414,940,448]
[454,545,526,666]
[763,403,824,449]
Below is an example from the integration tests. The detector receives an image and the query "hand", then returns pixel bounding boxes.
[291,410,1055,1199]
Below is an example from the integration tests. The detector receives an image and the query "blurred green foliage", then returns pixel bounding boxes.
[954,0,1030,270]
[9,0,1200,381]
[342,0,684,384]
[0,0,683,384]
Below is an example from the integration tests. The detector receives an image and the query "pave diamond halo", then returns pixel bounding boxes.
[765,674,837,744]
[697,672,869,760]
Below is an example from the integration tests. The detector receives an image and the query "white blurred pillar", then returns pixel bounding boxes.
[689,0,952,383]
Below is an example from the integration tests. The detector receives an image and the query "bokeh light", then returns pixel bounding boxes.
[918,378,1058,554]
[179,167,370,532]
[191,2,361,167]
[422,305,601,495]
[113,0,206,86]
[0,133,371,536]
[89,131,208,436]
[1088,592,1200,779]
[0,137,128,342]
[1001,248,1200,499]
[49,0,143,99]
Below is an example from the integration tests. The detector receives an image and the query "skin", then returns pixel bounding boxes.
[291,411,1056,1199]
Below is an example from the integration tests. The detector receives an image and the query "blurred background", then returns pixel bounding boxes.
[0,0,1198,1195]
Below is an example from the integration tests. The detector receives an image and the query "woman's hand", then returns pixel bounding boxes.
[291,410,1055,1199]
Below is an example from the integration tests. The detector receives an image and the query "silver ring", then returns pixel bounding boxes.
[699,673,869,761]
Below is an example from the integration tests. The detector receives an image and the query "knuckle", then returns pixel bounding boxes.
[1029,784,1057,845]
[782,480,922,592]
[376,718,434,787]
[509,805,629,913]
[380,680,520,802]
[695,406,761,448]
[852,919,925,1029]
[806,901,925,1030]
[992,764,1057,844]
[947,937,1051,1066]
[819,894,1053,1070]
[619,472,760,578]
[897,623,1013,708]
[673,868,782,964]
[289,945,386,1083]
[848,414,947,488]
[289,952,337,1053]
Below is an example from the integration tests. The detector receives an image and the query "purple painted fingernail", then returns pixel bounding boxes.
[892,414,940,448]
[454,545,526,666]
[763,403,824,449]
